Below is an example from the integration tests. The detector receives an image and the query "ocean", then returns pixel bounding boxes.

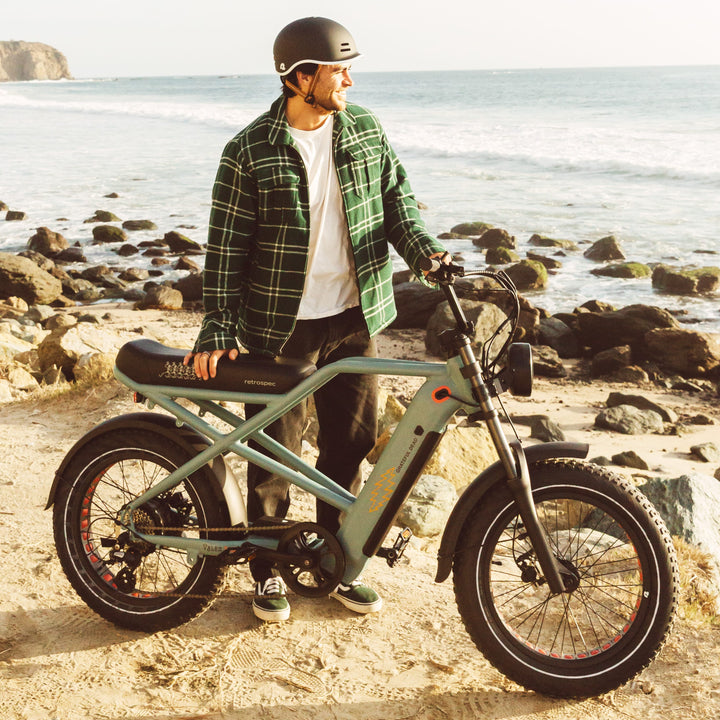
[1,66,719,330]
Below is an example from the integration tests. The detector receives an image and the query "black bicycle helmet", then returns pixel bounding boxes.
[273,17,361,76]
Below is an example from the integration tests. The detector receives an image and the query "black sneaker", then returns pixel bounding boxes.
[329,580,382,614]
[252,576,290,622]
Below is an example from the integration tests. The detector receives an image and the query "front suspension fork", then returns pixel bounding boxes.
[505,441,571,594]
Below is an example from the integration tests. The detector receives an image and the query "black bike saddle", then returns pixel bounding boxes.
[115,339,316,394]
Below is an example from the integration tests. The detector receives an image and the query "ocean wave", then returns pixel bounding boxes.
[0,86,258,131]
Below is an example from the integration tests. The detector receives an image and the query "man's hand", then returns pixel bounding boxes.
[422,251,452,277]
[182,348,239,380]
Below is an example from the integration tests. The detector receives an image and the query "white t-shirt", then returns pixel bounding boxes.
[289,116,360,319]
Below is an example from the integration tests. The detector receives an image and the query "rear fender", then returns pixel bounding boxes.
[45,413,246,525]
[434,441,588,583]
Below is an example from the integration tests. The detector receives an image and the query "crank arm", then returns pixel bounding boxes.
[506,442,570,595]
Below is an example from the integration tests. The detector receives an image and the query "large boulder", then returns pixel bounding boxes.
[644,328,720,377]
[424,424,498,492]
[0,252,63,305]
[0,41,72,82]
[396,474,458,537]
[37,323,122,376]
[639,473,720,584]
[472,227,516,250]
[163,231,204,254]
[652,265,720,295]
[575,304,679,353]
[425,299,507,358]
[595,405,665,435]
[583,235,625,262]
[504,259,548,290]
[26,227,69,258]
[136,285,184,310]
[392,281,443,329]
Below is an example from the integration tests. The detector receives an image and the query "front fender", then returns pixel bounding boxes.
[46,412,216,510]
[434,441,588,583]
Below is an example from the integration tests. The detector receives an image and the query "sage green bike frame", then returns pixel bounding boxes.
[113,352,482,584]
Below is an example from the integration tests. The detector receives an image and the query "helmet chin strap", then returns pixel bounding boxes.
[282,71,322,108]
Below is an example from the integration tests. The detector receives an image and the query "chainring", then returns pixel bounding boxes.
[277,522,345,598]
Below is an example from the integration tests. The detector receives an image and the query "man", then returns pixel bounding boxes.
[184,17,448,622]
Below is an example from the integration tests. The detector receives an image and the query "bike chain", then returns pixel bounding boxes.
[117,521,318,600]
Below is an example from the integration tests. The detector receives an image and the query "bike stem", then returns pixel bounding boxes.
[438,275,569,595]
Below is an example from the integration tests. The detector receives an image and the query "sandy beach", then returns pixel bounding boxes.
[1,303,719,720]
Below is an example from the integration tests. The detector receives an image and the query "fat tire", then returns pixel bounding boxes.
[53,428,230,632]
[453,458,678,697]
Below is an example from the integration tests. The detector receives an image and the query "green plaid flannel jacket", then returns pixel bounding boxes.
[193,95,446,356]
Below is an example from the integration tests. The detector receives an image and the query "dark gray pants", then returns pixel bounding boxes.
[245,306,378,581]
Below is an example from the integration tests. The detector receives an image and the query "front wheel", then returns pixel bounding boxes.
[53,429,230,632]
[453,459,678,697]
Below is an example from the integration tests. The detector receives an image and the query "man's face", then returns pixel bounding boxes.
[306,64,353,112]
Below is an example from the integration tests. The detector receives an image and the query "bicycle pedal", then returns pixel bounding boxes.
[377,527,413,567]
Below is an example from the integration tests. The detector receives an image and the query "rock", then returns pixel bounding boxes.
[0,330,34,357]
[528,234,579,251]
[84,210,121,223]
[590,262,651,279]
[163,231,204,254]
[7,364,39,391]
[5,210,27,221]
[118,267,150,282]
[0,41,72,81]
[575,304,679,354]
[652,265,720,295]
[606,392,678,423]
[486,246,519,265]
[73,352,116,384]
[644,328,720,378]
[529,416,565,442]
[425,300,507,358]
[136,285,184,310]
[594,405,665,435]
[611,450,649,470]
[638,473,720,579]
[591,345,633,378]
[92,224,127,244]
[538,317,578,358]
[174,256,200,272]
[26,227,69,257]
[505,259,548,291]
[450,221,493,236]
[37,323,122,376]
[690,443,719,463]
[526,252,563,270]
[80,265,113,282]
[117,243,140,257]
[472,227,516,250]
[122,219,158,231]
[396,474,458,537]
[531,345,566,378]
[0,379,13,402]
[174,273,204,302]
[424,424,498,492]
[583,235,625,261]
[54,247,87,263]
[0,252,63,305]
[17,250,55,273]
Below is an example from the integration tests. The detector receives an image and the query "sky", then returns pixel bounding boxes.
[3,0,720,78]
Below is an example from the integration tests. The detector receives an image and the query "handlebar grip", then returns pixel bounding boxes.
[419,256,443,273]
[420,256,465,277]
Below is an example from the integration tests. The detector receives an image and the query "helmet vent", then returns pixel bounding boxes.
[340,43,352,53]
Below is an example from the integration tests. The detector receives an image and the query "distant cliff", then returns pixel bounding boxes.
[0,41,72,82]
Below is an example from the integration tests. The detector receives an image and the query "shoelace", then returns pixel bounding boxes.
[259,576,286,596]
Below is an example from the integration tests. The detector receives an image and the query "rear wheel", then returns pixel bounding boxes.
[453,459,678,697]
[53,429,229,632]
